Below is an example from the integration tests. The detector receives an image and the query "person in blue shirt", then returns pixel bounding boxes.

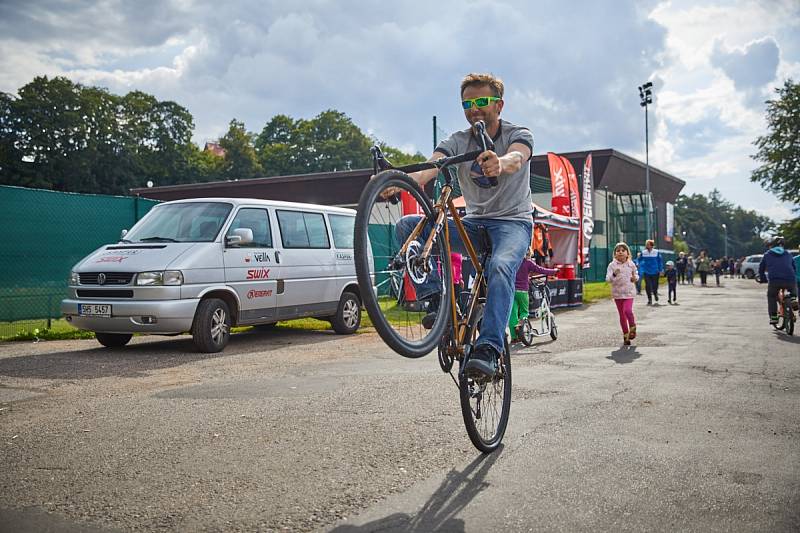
[758,236,798,325]
[795,252,800,286]
[633,251,643,295]
[639,239,664,305]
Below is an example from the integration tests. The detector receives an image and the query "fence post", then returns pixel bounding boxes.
[47,294,52,329]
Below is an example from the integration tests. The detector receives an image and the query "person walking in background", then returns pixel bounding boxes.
[713,258,723,286]
[686,254,695,285]
[640,239,664,305]
[794,251,800,289]
[606,242,639,346]
[676,251,687,284]
[696,250,711,286]
[735,256,743,278]
[665,260,678,304]
[509,248,557,342]
[633,251,643,295]
[728,256,736,278]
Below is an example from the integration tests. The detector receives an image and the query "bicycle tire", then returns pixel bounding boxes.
[354,170,453,358]
[786,302,795,336]
[460,338,511,453]
[520,318,534,346]
[549,314,558,340]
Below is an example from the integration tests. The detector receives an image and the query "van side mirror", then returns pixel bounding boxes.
[226,228,253,247]
[120,229,128,239]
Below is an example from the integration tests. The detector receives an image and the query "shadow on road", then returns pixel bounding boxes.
[329,447,503,532]
[607,346,641,364]
[0,328,338,380]
[774,331,800,345]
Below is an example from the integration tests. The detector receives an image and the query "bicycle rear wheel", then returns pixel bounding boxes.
[786,301,795,336]
[354,170,452,358]
[460,339,511,453]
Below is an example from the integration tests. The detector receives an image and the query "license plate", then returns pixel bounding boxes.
[78,304,112,317]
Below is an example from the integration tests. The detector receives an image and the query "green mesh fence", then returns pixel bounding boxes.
[0,185,158,336]
[367,223,396,296]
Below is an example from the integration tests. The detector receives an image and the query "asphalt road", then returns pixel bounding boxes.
[0,278,798,532]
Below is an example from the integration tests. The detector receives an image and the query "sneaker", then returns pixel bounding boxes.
[647,301,652,306]
[465,344,498,379]
[769,316,779,325]
[628,325,637,340]
[623,333,631,346]
[421,312,437,330]
[654,295,659,302]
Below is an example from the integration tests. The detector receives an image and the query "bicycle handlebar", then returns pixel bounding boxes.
[370,120,497,180]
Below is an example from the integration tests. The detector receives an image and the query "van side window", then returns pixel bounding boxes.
[328,214,355,249]
[226,208,272,248]
[277,210,330,249]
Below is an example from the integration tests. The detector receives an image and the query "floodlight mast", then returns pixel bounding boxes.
[638,81,654,243]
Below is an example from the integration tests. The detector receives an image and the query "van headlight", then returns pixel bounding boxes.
[136,270,184,286]
[69,271,79,285]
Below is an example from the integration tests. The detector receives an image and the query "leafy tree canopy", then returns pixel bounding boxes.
[675,189,774,257]
[751,79,800,204]
[0,76,197,194]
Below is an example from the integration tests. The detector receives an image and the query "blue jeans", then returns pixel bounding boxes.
[396,215,532,354]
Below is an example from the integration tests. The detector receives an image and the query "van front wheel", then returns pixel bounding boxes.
[192,298,231,352]
[331,292,361,334]
[95,332,132,348]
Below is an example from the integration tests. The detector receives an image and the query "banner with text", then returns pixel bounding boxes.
[581,154,594,268]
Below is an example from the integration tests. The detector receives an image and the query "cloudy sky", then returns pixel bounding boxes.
[2,0,798,221]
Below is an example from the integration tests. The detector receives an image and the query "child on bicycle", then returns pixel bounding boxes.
[758,236,798,325]
[509,248,557,342]
[606,242,639,346]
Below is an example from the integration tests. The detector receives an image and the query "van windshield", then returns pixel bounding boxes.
[125,202,233,243]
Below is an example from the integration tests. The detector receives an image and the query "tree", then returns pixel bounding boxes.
[675,190,773,257]
[254,110,420,176]
[219,119,262,180]
[775,217,800,248]
[0,76,200,194]
[751,79,800,204]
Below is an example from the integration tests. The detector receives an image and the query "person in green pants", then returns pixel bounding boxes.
[509,248,558,341]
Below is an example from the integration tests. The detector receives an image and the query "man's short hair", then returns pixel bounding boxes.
[461,73,504,98]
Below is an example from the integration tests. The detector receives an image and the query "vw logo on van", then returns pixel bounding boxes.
[97,273,106,285]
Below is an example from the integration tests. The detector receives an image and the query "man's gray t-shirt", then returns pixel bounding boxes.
[435,119,534,221]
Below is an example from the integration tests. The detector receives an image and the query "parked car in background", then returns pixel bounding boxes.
[62,198,366,352]
[739,255,763,278]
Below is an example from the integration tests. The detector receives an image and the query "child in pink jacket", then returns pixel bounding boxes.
[606,242,639,346]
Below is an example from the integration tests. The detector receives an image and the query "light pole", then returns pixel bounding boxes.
[638,81,653,242]
[722,223,728,257]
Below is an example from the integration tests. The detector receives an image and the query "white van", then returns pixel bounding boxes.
[61,198,365,352]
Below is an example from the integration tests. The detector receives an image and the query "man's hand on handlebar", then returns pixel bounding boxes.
[478,150,501,177]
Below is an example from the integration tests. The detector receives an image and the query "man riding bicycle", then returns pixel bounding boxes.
[758,235,798,325]
[394,72,534,379]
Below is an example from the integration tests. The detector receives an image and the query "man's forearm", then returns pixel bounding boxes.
[408,167,440,187]
[498,151,526,176]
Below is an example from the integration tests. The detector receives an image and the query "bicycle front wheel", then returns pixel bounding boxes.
[520,318,534,346]
[354,170,453,358]
[460,339,512,453]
